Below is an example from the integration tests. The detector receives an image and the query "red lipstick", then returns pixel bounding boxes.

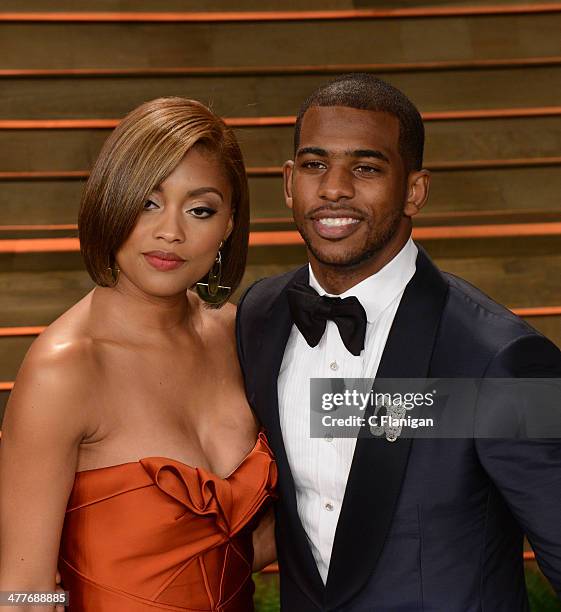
[143,251,185,272]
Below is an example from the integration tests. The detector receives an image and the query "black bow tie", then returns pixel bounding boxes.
[286,283,367,356]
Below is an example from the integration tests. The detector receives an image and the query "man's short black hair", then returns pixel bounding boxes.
[294,73,425,172]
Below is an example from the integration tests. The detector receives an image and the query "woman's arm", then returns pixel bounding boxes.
[252,506,277,572]
[0,341,91,612]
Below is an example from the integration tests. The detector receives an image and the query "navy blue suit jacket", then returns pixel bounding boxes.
[236,246,561,611]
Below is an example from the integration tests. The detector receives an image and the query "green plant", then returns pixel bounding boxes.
[253,573,280,612]
[526,567,561,612]
[251,567,561,611]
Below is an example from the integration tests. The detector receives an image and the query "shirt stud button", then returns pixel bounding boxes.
[325,502,334,512]
[329,361,339,371]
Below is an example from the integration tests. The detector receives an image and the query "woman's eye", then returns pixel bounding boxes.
[189,207,216,219]
[143,199,159,210]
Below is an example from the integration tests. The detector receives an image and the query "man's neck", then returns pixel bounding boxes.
[309,233,411,296]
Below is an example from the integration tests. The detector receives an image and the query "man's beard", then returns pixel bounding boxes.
[296,206,404,269]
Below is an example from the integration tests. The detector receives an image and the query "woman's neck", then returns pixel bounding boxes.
[89,281,194,340]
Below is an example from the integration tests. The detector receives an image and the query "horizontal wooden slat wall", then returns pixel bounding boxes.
[2,13,561,70]
[2,116,561,170]
[1,5,561,430]
[0,2,361,11]
[0,0,548,10]
[2,65,561,119]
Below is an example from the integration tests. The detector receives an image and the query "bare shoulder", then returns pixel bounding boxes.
[5,295,100,438]
[22,295,98,382]
[21,329,95,391]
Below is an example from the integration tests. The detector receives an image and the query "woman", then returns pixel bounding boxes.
[0,97,277,611]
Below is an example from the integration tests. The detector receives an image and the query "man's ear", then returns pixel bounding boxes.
[283,160,294,210]
[403,169,431,218]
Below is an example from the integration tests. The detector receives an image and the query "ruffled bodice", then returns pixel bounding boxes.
[59,432,277,611]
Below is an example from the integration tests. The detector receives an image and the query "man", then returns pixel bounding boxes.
[236,74,561,611]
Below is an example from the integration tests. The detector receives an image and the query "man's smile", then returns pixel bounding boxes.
[310,213,363,240]
[317,217,360,227]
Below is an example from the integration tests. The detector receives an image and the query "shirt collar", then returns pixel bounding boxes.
[308,237,418,323]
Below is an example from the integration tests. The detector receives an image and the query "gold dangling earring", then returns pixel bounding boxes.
[196,242,231,305]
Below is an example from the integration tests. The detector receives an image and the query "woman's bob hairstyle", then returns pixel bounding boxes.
[78,97,249,302]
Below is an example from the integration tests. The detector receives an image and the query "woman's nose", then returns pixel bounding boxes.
[153,209,186,243]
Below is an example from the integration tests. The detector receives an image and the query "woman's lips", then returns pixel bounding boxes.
[311,216,362,240]
[143,252,185,271]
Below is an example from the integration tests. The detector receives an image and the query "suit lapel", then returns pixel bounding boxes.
[325,247,449,609]
[252,266,325,607]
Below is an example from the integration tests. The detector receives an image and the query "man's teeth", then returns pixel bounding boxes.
[317,217,360,227]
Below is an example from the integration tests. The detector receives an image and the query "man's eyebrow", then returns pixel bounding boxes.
[295,146,390,164]
[350,149,390,164]
[296,146,329,158]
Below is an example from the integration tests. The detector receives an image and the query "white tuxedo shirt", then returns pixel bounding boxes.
[277,238,418,583]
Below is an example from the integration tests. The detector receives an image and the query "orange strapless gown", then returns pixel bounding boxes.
[58,432,277,611]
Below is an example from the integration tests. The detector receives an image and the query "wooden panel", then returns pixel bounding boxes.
[0,1,357,11]
[0,180,83,225]
[358,0,561,5]
[0,1,543,12]
[2,116,561,172]
[3,6,561,21]
[5,56,561,76]
[2,14,561,70]
[0,252,94,326]
[423,116,561,163]
[422,235,561,307]
[0,129,109,172]
[423,165,561,214]
[0,336,33,380]
[0,390,9,424]
[0,268,93,326]
[2,66,561,119]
